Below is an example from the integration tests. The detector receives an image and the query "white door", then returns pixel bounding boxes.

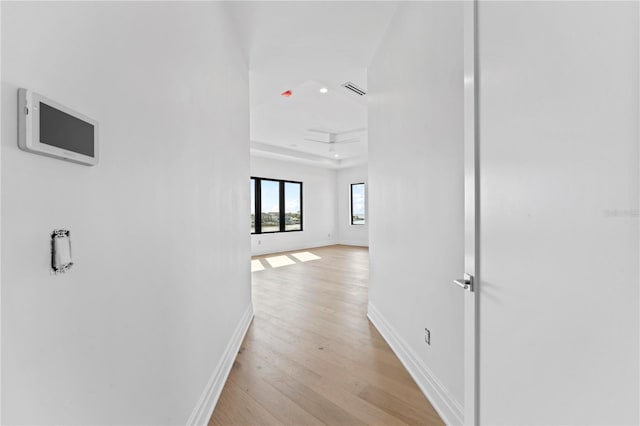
[461,1,639,424]
[461,1,478,425]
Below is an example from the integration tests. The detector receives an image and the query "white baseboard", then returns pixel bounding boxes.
[367,303,464,426]
[251,241,336,256]
[336,240,369,247]
[187,303,254,426]
[251,241,369,256]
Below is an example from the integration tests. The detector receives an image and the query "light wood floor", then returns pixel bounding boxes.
[209,245,444,426]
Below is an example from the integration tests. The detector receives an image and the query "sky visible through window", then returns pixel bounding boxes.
[261,180,280,213]
[285,182,301,213]
[259,182,301,214]
[352,183,365,224]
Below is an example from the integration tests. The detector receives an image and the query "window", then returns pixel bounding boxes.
[250,178,255,233]
[261,179,280,233]
[251,177,303,234]
[351,183,366,225]
[284,182,302,231]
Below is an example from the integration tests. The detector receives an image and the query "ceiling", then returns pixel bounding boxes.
[226,2,398,168]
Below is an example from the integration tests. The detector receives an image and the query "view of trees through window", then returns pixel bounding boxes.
[251,177,302,234]
[351,183,366,225]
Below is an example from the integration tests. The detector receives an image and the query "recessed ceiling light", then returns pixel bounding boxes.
[319,87,328,94]
[334,154,339,158]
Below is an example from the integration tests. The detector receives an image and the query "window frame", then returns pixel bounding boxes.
[350,182,366,226]
[251,176,303,234]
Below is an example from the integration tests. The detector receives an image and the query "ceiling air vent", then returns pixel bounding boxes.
[341,82,366,96]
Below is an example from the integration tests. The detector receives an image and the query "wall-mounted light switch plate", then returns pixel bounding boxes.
[51,229,73,274]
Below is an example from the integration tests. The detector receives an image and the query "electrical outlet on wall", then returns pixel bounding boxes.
[425,328,431,345]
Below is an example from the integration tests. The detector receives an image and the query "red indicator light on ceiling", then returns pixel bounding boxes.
[281,90,292,97]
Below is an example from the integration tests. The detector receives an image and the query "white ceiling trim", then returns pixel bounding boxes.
[251,141,367,169]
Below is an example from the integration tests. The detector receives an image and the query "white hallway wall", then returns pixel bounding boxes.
[368,2,465,424]
[1,3,251,424]
[478,2,639,424]
[250,155,368,255]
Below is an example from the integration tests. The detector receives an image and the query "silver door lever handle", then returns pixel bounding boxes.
[452,273,474,292]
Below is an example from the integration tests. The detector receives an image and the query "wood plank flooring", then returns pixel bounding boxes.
[209,245,444,426]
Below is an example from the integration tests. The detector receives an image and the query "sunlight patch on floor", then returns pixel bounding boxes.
[265,255,296,268]
[251,259,265,272]
[290,251,321,262]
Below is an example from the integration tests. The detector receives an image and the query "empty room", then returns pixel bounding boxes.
[1,1,638,425]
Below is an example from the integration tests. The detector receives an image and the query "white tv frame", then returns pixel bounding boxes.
[18,88,99,166]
